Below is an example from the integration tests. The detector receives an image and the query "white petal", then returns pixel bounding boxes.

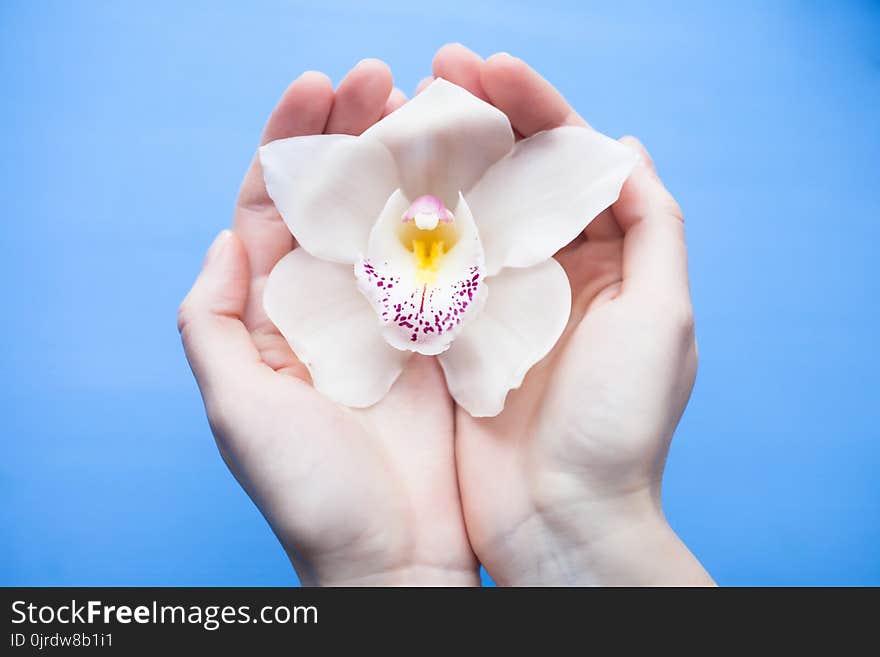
[264,248,410,407]
[260,134,399,264]
[356,191,486,356]
[438,258,571,417]
[465,126,638,275]
[362,79,514,209]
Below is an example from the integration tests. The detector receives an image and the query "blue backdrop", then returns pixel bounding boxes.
[2,1,877,586]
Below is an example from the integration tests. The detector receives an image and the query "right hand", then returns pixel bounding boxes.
[429,44,713,586]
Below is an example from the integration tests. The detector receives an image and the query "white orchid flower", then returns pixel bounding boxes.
[260,79,637,416]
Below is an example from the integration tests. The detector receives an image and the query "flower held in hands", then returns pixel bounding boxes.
[260,79,636,416]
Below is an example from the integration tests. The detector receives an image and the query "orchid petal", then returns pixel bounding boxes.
[362,79,514,208]
[438,257,571,417]
[265,248,410,407]
[357,191,486,356]
[465,126,638,275]
[260,134,399,264]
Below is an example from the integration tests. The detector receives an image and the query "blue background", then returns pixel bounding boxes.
[1,0,877,586]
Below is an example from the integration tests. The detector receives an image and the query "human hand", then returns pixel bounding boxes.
[178,60,477,586]
[430,44,713,585]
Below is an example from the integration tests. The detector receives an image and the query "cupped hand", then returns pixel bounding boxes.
[431,45,713,585]
[178,60,477,586]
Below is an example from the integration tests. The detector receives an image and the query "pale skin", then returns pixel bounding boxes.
[178,44,714,586]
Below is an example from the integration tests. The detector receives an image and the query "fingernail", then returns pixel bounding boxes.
[205,230,232,266]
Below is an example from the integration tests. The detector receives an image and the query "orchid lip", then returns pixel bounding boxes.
[357,190,486,356]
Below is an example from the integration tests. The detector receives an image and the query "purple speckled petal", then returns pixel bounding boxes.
[357,191,486,356]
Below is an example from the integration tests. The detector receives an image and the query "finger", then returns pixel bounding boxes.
[479,53,614,240]
[325,58,393,135]
[382,87,407,117]
[178,231,264,404]
[261,71,334,144]
[233,70,332,368]
[585,207,623,241]
[237,71,334,211]
[626,136,657,173]
[415,76,434,95]
[480,52,589,137]
[614,136,690,304]
[234,71,334,282]
[432,43,489,100]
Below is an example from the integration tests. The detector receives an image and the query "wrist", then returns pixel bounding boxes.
[301,563,481,587]
[484,489,714,586]
[286,546,480,587]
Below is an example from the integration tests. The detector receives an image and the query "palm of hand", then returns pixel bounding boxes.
[423,47,698,582]
[223,355,473,586]
[456,234,694,574]
[187,62,475,586]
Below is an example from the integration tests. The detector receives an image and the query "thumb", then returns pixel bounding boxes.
[614,136,691,308]
[178,230,262,405]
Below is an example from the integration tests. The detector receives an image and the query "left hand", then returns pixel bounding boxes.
[179,60,477,586]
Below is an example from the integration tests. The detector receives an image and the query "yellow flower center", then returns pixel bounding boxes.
[412,238,445,282]
[400,222,457,284]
